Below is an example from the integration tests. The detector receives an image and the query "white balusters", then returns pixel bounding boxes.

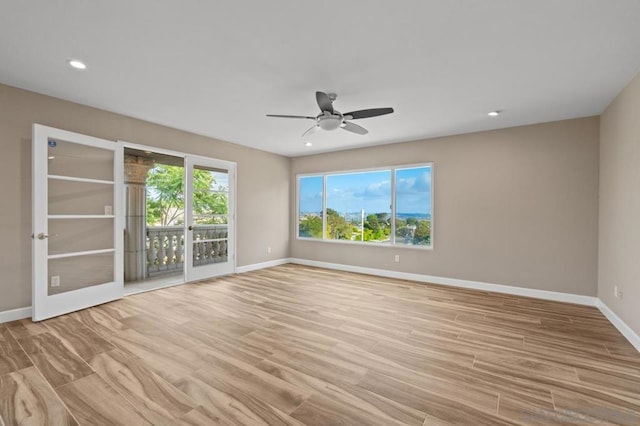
[147,230,158,274]
[146,225,228,275]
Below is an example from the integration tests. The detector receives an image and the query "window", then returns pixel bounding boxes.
[297,164,433,248]
[394,166,432,246]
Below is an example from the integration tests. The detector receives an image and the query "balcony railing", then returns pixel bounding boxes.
[146,225,228,276]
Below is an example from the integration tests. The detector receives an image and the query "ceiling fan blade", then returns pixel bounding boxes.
[343,107,394,120]
[302,125,319,137]
[341,121,368,135]
[315,91,334,113]
[266,114,316,120]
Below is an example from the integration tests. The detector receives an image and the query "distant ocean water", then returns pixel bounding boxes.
[343,212,431,220]
[300,211,431,220]
[396,213,431,220]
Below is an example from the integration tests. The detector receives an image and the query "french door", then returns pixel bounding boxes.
[32,125,123,321]
[185,156,235,281]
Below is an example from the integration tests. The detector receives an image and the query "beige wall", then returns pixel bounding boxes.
[291,117,600,296]
[599,72,640,335]
[0,84,290,312]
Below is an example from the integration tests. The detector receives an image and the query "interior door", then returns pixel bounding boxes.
[185,156,235,281]
[32,124,123,321]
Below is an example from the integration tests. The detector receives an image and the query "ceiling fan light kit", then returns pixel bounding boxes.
[318,114,342,131]
[267,91,394,137]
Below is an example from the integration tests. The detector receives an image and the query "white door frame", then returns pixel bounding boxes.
[32,124,124,321]
[118,141,237,283]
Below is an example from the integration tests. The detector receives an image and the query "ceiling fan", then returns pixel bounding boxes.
[267,91,394,137]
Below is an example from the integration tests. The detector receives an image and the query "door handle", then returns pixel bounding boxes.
[188,225,194,231]
[37,233,49,240]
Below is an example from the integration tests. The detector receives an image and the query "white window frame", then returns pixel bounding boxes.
[296,163,434,250]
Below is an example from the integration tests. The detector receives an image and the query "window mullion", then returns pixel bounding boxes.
[322,174,327,240]
[295,176,299,238]
[391,168,396,245]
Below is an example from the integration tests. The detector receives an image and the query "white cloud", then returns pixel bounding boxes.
[396,172,431,194]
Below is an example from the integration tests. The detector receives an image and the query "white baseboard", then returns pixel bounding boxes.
[596,300,640,352]
[236,258,292,274]
[289,258,598,306]
[0,306,32,324]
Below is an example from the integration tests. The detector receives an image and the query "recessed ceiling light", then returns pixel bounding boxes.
[68,60,87,70]
[488,111,501,117]
[304,142,312,147]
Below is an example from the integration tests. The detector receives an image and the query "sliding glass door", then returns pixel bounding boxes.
[185,156,235,281]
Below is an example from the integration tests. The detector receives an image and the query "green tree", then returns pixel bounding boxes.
[413,220,431,245]
[375,212,389,223]
[364,214,380,233]
[146,164,227,226]
[363,213,390,241]
[299,215,322,238]
[146,165,184,225]
[326,208,351,240]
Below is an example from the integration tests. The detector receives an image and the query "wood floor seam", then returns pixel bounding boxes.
[31,367,82,425]
[7,331,81,425]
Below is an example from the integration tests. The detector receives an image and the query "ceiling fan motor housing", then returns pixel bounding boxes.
[317,114,343,131]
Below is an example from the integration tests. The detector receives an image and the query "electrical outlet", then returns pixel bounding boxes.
[394,254,400,263]
[614,285,624,299]
[104,205,113,215]
[267,246,272,254]
[51,276,60,287]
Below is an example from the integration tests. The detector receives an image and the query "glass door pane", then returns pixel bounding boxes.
[48,252,115,295]
[192,166,229,267]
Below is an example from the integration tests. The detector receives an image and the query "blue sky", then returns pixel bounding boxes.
[208,170,228,190]
[299,166,431,214]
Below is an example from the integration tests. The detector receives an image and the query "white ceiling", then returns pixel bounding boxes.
[1,1,640,157]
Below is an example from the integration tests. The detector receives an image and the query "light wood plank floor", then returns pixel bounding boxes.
[1,264,639,425]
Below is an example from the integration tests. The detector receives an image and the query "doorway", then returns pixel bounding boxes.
[123,148,185,293]
[122,145,236,294]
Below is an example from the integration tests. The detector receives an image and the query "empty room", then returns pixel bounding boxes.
[1,1,639,425]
